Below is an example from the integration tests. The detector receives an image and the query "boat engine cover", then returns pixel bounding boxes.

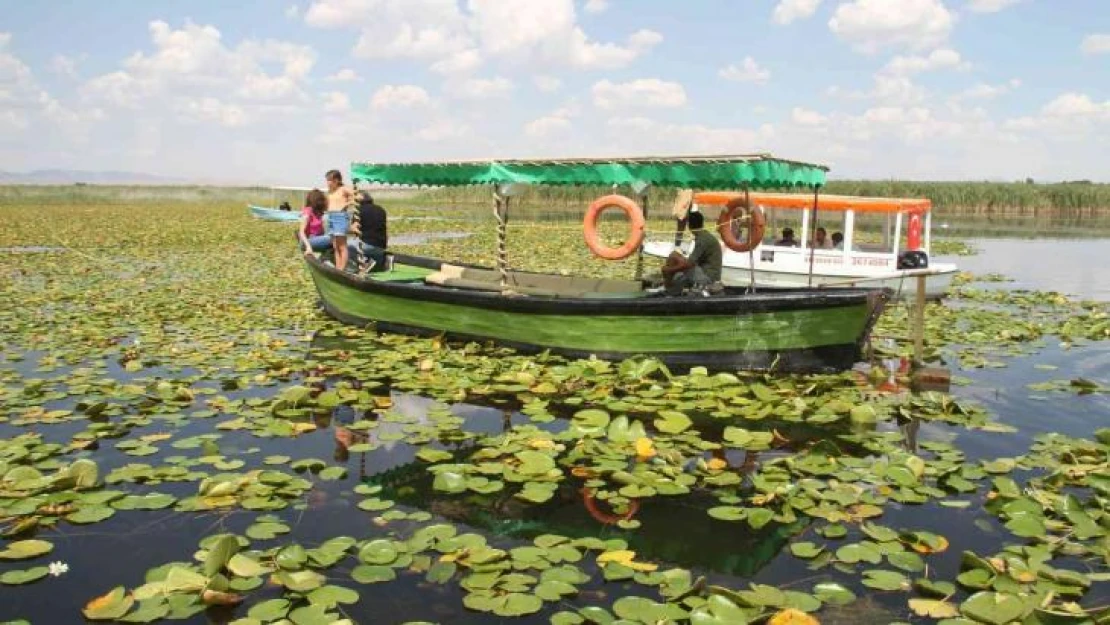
[897,250,929,270]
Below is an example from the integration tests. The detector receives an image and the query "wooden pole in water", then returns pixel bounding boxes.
[913,273,926,365]
[807,187,819,287]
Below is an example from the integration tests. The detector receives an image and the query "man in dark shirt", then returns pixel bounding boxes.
[661,210,723,294]
[351,185,388,270]
[775,227,799,247]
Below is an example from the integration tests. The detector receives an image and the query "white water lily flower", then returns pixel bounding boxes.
[48,561,69,577]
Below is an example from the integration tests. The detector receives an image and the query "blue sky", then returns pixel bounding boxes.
[1,0,1108,183]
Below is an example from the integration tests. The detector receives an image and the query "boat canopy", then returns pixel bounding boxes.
[694,191,931,214]
[350,154,828,189]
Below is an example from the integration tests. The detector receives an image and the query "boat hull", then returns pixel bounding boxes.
[644,242,957,299]
[305,255,887,372]
[249,205,301,222]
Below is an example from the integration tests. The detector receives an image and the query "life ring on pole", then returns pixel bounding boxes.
[583,195,645,260]
[906,212,923,251]
[581,487,640,525]
[716,196,766,253]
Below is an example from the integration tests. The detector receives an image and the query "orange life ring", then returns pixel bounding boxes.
[583,195,645,260]
[907,212,923,251]
[581,487,640,525]
[716,196,766,253]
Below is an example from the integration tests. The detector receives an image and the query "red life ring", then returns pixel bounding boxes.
[583,195,645,260]
[907,212,923,251]
[716,196,766,253]
[581,487,640,525]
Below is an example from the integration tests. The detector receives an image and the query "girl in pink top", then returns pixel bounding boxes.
[298,189,330,254]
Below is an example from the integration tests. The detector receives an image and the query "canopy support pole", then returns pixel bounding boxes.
[745,187,756,294]
[807,187,819,287]
[493,188,510,288]
[632,182,651,281]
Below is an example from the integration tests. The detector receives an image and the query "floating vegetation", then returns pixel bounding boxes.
[1,202,1108,623]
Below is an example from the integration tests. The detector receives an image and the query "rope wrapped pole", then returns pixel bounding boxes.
[493,187,509,288]
[349,182,368,272]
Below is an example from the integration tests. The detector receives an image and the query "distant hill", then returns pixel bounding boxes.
[0,169,185,185]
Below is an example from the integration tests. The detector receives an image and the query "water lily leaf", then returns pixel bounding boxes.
[288,603,340,625]
[67,505,116,524]
[0,566,49,585]
[493,593,543,617]
[318,466,347,481]
[416,448,453,463]
[789,542,824,559]
[358,539,398,565]
[960,591,1029,625]
[203,534,239,577]
[914,578,956,598]
[306,585,360,608]
[275,569,326,592]
[909,598,960,618]
[597,550,657,572]
[654,411,692,434]
[227,554,270,578]
[888,551,926,573]
[1005,514,1046,538]
[570,409,610,436]
[514,450,556,475]
[84,586,135,621]
[432,470,467,494]
[612,596,686,622]
[245,521,289,541]
[813,582,855,606]
[247,598,290,621]
[836,543,881,565]
[862,569,910,591]
[352,565,396,584]
[119,598,170,623]
[0,539,53,560]
[425,561,456,584]
[747,508,775,529]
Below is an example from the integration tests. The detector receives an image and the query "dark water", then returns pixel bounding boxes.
[1,236,1108,624]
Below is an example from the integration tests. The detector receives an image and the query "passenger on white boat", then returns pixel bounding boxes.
[775,228,799,247]
[812,227,831,249]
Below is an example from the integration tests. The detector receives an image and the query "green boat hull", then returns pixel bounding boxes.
[305,255,885,372]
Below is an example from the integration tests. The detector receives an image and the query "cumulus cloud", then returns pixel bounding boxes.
[951,79,1020,101]
[1081,34,1110,55]
[525,115,573,137]
[773,0,823,25]
[50,54,79,78]
[304,0,660,71]
[880,48,969,75]
[584,0,608,13]
[592,78,688,110]
[1041,93,1110,118]
[792,107,828,126]
[325,68,361,82]
[533,75,563,92]
[445,76,513,99]
[965,0,1021,13]
[369,84,431,110]
[829,0,954,53]
[322,90,351,112]
[719,57,771,83]
[416,119,471,141]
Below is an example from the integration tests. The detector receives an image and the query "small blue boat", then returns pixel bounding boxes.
[248,205,301,222]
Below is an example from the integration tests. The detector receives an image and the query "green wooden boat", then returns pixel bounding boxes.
[307,154,888,372]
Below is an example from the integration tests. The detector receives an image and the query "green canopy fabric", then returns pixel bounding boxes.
[350,155,827,189]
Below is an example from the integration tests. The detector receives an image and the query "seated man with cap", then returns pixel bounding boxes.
[660,209,724,295]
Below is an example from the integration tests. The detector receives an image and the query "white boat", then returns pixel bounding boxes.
[644,191,958,299]
[247,185,314,222]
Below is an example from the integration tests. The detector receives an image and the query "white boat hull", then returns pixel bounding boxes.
[643,241,958,299]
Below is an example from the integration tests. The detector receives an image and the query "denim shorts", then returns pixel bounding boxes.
[326,211,349,237]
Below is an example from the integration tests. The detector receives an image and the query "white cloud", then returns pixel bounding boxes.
[525,115,573,137]
[50,54,79,78]
[416,119,471,141]
[305,0,660,71]
[322,90,351,112]
[0,33,95,135]
[965,0,1021,13]
[430,49,482,74]
[1081,34,1110,55]
[829,0,954,53]
[880,48,969,75]
[178,97,247,127]
[534,75,562,92]
[719,56,771,83]
[82,20,317,111]
[792,107,828,126]
[445,76,513,99]
[584,0,608,13]
[592,78,688,110]
[773,0,822,25]
[325,68,361,82]
[951,79,1020,101]
[369,84,431,110]
[1041,93,1110,119]
[606,116,775,154]
[828,74,927,106]
[285,4,300,18]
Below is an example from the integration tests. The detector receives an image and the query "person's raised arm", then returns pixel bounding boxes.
[298,212,313,255]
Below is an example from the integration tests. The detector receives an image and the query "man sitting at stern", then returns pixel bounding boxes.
[661,210,724,295]
[350,182,389,271]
